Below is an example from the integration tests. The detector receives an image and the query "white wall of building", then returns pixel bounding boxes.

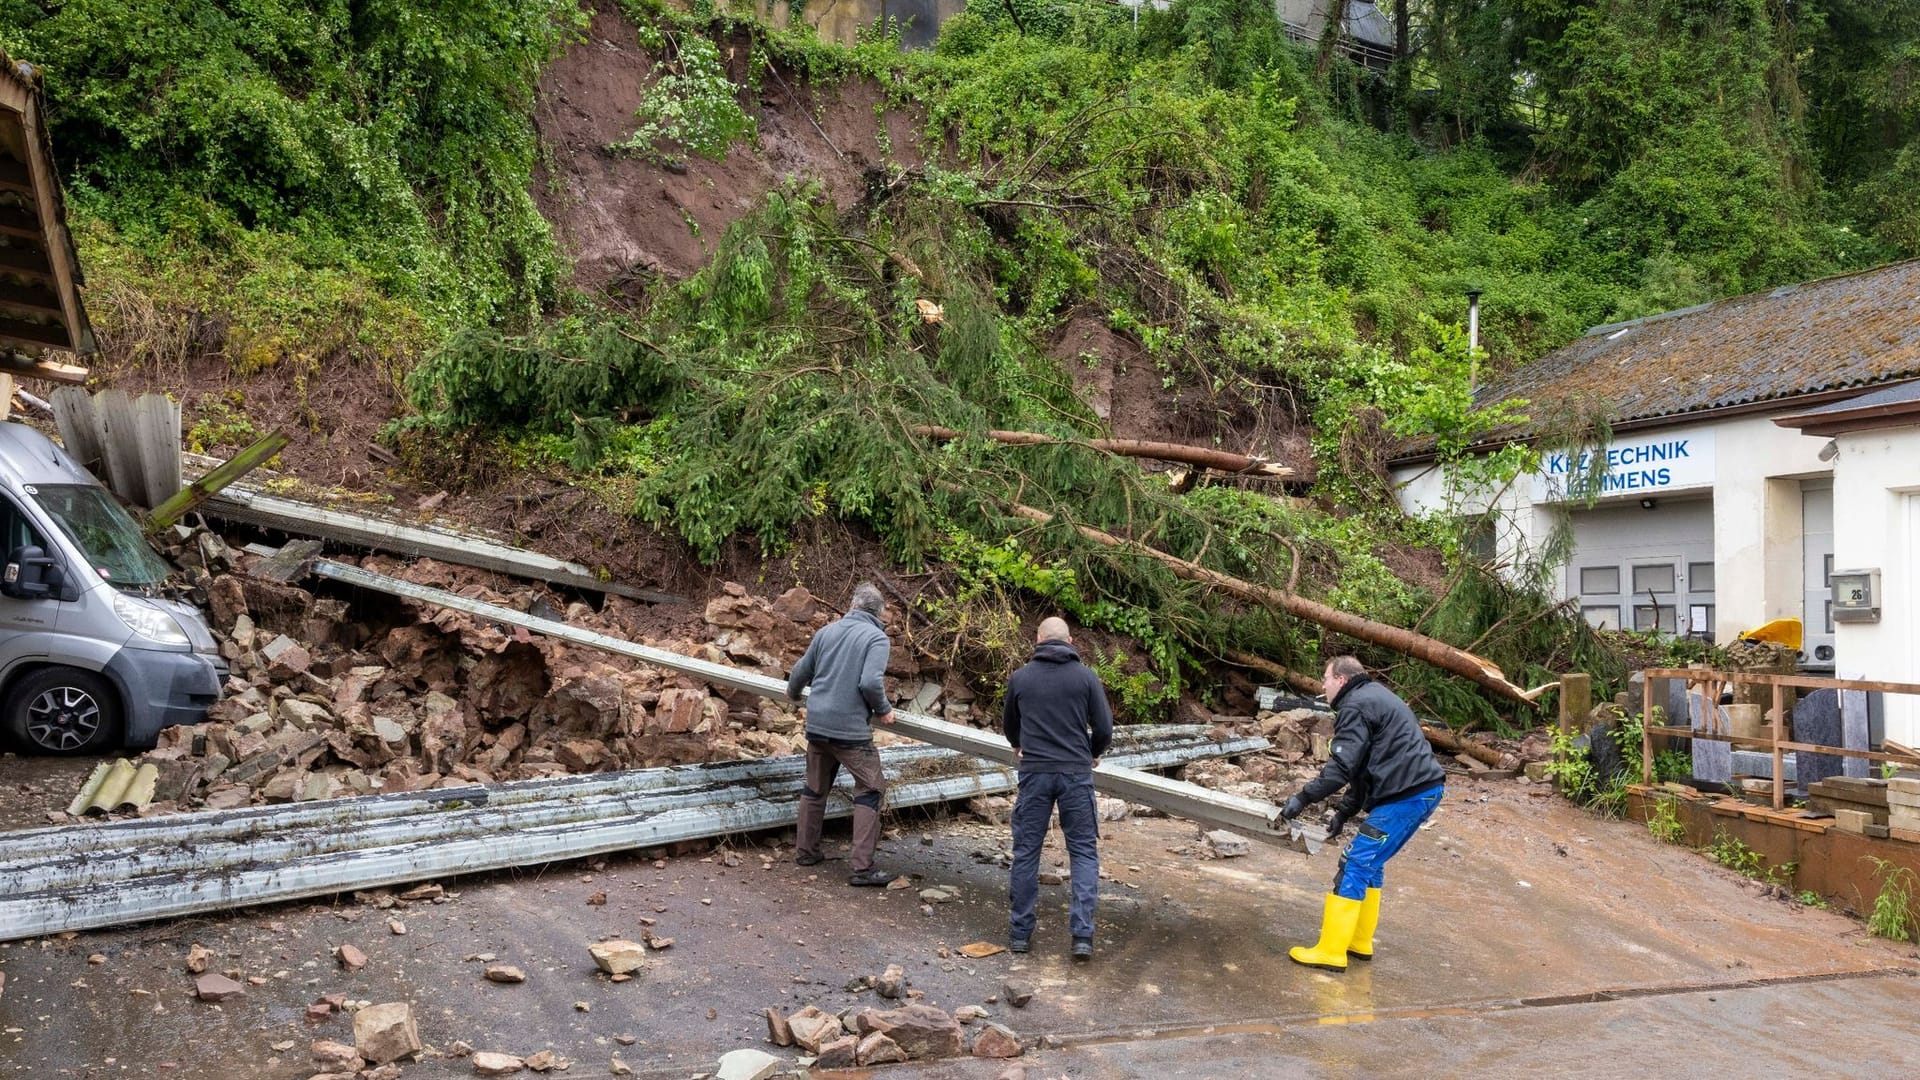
[1391,411,1833,642]
[1829,427,1920,746]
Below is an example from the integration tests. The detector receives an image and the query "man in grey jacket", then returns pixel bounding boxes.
[787,582,896,886]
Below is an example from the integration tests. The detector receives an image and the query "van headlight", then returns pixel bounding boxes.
[113,593,191,646]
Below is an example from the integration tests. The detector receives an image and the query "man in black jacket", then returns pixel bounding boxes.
[1002,617,1114,961]
[1279,655,1445,971]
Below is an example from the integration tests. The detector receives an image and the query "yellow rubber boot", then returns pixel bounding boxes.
[1289,893,1363,972]
[1348,888,1381,961]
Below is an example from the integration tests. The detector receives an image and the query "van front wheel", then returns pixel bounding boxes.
[5,668,122,755]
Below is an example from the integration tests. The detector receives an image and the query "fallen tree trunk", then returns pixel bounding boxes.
[914,424,1296,478]
[1225,649,1325,696]
[995,498,1545,707]
[1420,723,1520,771]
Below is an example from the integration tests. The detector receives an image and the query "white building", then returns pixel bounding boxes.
[1390,259,1920,745]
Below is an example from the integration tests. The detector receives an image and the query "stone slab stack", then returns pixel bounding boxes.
[1888,777,1920,843]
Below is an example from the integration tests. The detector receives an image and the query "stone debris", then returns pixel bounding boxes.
[763,1006,793,1047]
[524,1049,562,1071]
[333,944,368,972]
[862,1004,962,1059]
[193,972,245,1002]
[954,1005,989,1024]
[785,1006,842,1055]
[129,535,861,816]
[714,1047,781,1080]
[812,1036,858,1069]
[588,940,646,976]
[1205,829,1252,858]
[484,964,527,984]
[874,963,908,999]
[472,1051,525,1076]
[352,1002,422,1065]
[1003,979,1035,1008]
[184,943,212,974]
[310,1041,362,1071]
[609,1058,632,1077]
[973,1023,1023,1059]
[857,1032,909,1065]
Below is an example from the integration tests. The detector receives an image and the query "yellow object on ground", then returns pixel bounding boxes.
[1738,618,1803,650]
[1289,893,1363,971]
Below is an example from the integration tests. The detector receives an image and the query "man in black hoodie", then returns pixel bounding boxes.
[1278,655,1445,972]
[1002,617,1114,961]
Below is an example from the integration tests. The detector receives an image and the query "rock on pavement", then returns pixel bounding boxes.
[471,1051,524,1076]
[715,1047,781,1080]
[973,1023,1023,1058]
[588,940,646,976]
[353,1001,422,1065]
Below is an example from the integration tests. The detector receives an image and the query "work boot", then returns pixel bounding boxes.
[1008,938,1030,954]
[847,868,895,887]
[1288,893,1363,972]
[794,851,824,867]
[1071,937,1093,962]
[1348,887,1382,961]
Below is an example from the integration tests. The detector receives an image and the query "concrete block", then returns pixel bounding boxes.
[1833,808,1872,834]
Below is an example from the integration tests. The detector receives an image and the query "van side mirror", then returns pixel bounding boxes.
[3,545,57,600]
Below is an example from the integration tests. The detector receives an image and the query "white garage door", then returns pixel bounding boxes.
[1566,497,1716,638]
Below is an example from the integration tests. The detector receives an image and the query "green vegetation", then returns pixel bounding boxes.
[1706,829,1795,886]
[10,1,1919,721]
[1646,794,1685,845]
[1867,858,1919,942]
[1,0,586,371]
[1546,709,1690,815]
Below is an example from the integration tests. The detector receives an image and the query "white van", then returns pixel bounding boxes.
[0,422,223,753]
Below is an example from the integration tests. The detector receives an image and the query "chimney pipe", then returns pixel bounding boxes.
[1466,288,1484,389]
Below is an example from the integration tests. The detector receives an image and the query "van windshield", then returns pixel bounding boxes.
[30,484,172,587]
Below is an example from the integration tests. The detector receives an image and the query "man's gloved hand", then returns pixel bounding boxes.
[1280,794,1306,821]
[1322,807,1350,839]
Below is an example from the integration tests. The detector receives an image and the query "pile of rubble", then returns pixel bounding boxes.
[762,965,1026,1068]
[110,528,946,817]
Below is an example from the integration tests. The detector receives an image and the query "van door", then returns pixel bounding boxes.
[0,491,63,666]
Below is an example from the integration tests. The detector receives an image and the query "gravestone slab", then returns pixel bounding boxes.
[1690,690,1732,784]
[1793,689,1844,789]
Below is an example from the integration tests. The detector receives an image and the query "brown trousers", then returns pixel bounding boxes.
[795,738,887,872]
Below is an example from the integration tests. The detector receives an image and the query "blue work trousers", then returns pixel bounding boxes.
[1334,784,1444,901]
[1008,770,1099,941]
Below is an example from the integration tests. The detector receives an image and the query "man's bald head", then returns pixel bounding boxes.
[1036,617,1072,643]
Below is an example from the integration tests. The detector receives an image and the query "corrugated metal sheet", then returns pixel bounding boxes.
[1472,258,1920,436]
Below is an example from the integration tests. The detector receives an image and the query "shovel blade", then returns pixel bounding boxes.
[1286,821,1330,856]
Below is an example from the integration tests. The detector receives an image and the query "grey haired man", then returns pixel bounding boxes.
[787,582,896,886]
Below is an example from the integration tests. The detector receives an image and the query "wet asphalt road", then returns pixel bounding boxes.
[1,776,1915,1079]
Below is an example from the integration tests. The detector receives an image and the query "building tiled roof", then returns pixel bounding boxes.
[1469,258,1920,438]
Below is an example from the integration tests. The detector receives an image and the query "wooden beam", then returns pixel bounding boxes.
[0,347,85,383]
[0,203,39,241]
[1642,724,1920,768]
[0,314,67,350]
[1641,667,1920,697]
[144,430,290,533]
[0,279,63,320]
[0,158,30,197]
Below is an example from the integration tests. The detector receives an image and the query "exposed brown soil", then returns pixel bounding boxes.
[532,0,926,300]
